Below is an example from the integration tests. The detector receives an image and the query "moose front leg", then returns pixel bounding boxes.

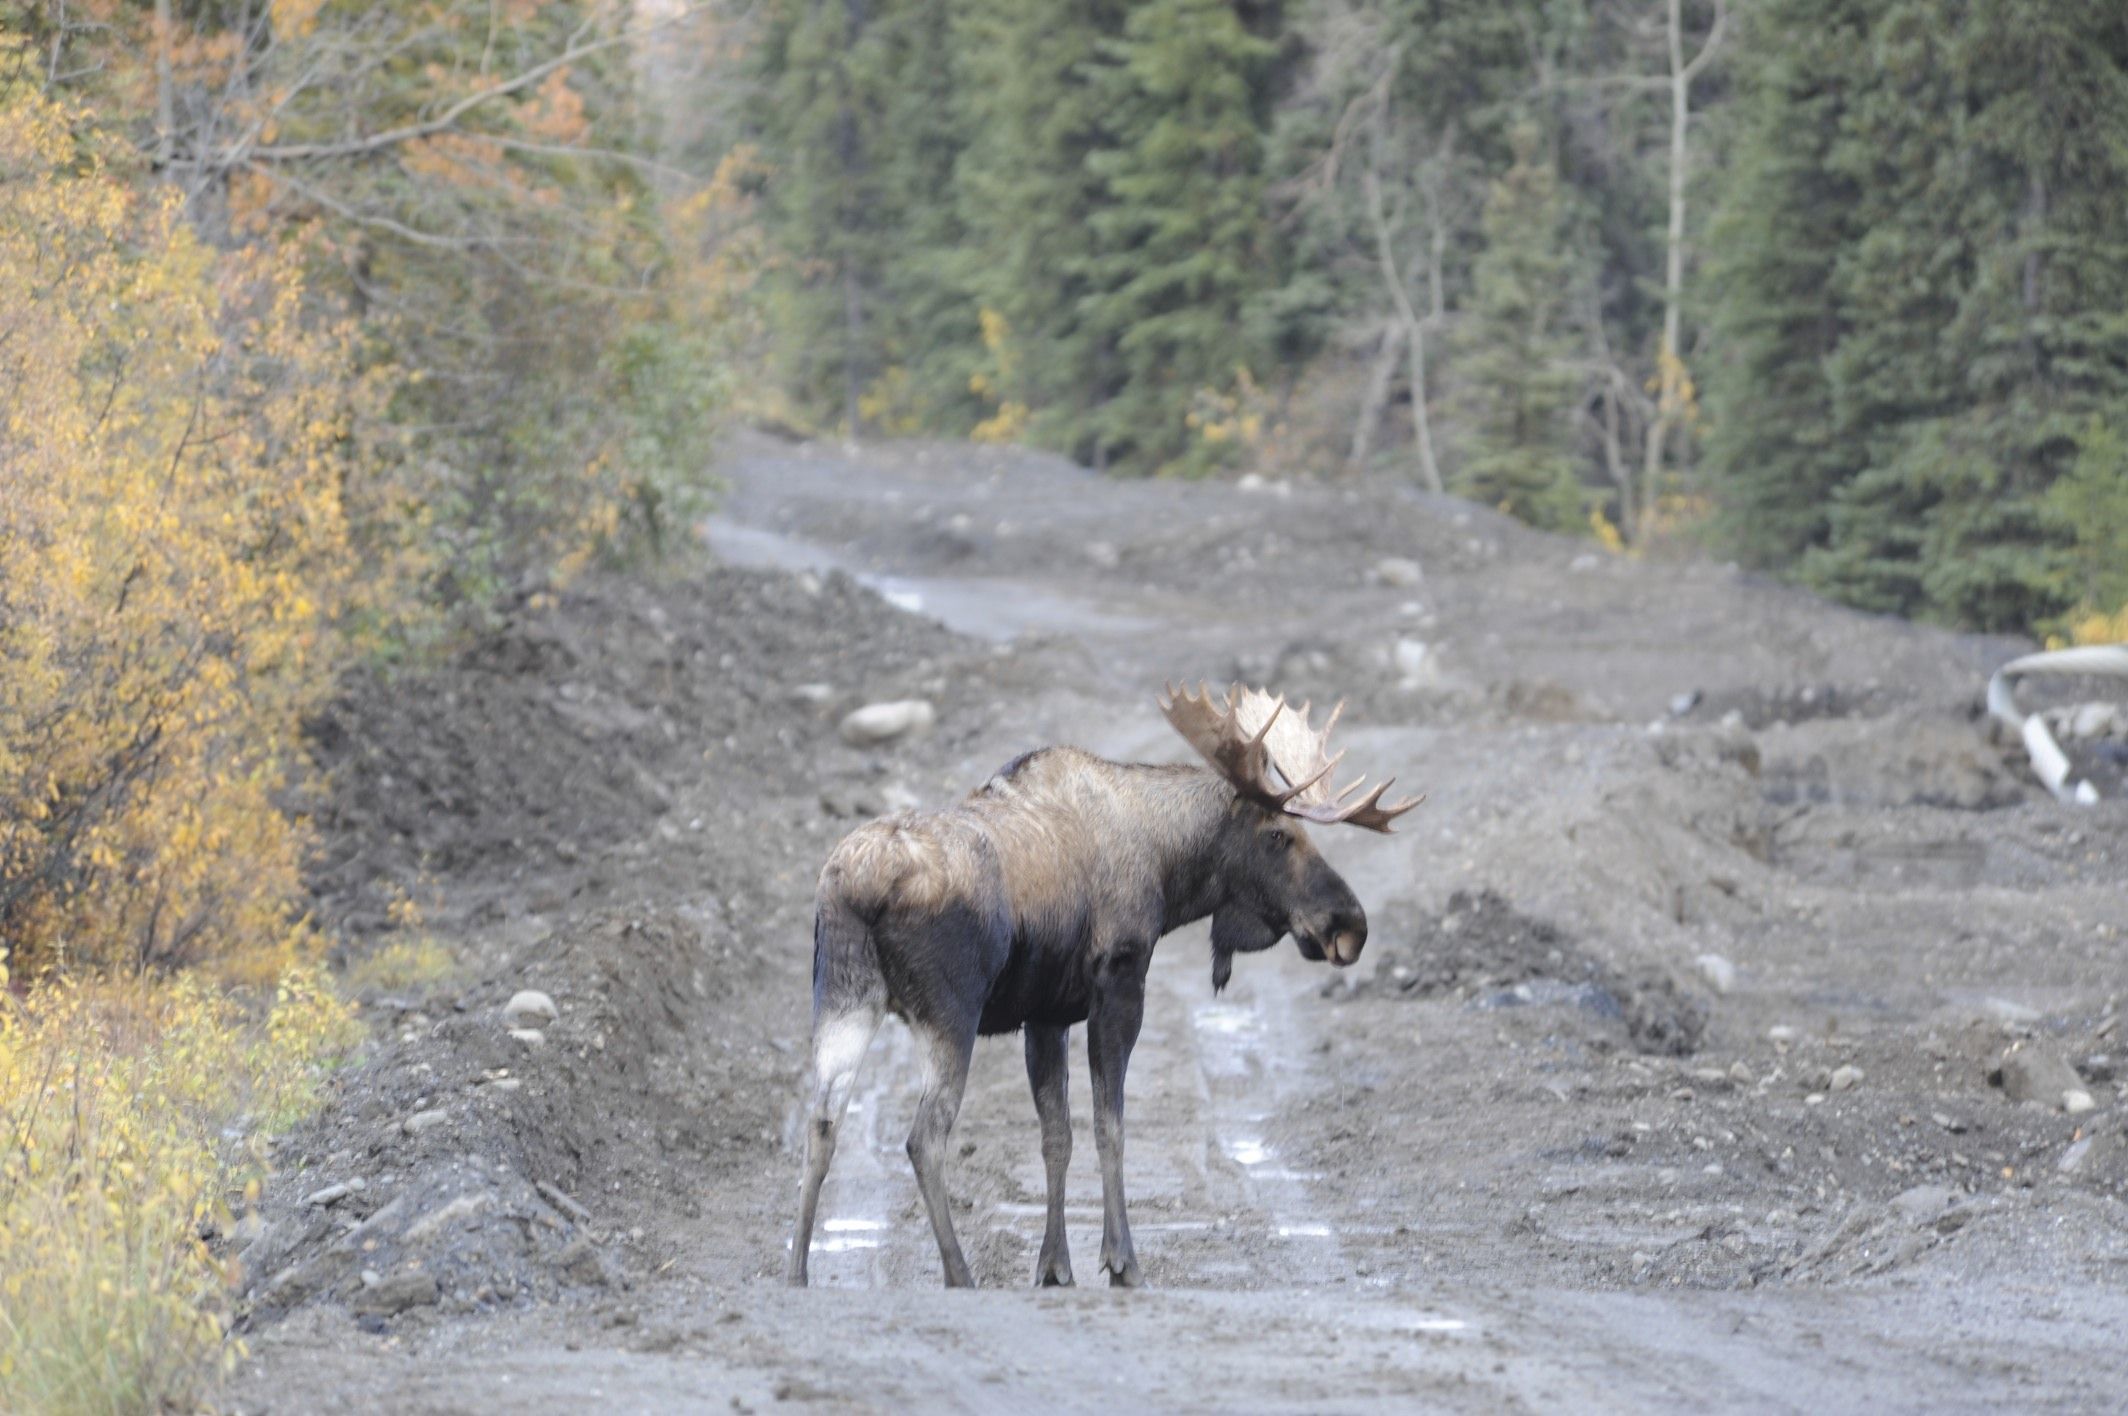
[1024,1023,1074,1287]
[1086,946,1149,1288]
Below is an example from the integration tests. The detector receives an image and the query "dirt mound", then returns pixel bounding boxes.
[304,566,993,936]
[1351,890,1709,1055]
[250,559,1056,1337]
[1691,681,1897,729]
[238,910,761,1326]
[1226,637,1590,732]
[1755,710,2034,811]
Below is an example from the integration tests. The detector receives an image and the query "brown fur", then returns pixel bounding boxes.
[820,747,1230,943]
[790,743,1370,1289]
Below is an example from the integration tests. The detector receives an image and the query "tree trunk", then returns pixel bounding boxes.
[1602,382,1634,534]
[1638,0,1722,541]
[1405,304,1441,495]
[842,261,863,445]
[1363,167,1444,494]
[1639,0,1689,538]
[837,0,867,445]
[1349,323,1404,471]
[155,0,175,169]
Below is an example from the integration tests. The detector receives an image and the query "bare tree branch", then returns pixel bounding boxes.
[245,162,501,250]
[1362,104,1443,495]
[485,134,707,184]
[1682,0,1729,82]
[230,7,700,166]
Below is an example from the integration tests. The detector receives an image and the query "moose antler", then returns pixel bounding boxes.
[1159,682,1423,833]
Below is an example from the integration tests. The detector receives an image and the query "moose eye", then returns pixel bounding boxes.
[1267,830,1292,853]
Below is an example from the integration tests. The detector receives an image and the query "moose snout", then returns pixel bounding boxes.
[1293,893,1367,967]
[1327,911,1367,967]
[1302,906,1365,967]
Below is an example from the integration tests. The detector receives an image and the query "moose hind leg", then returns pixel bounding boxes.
[787,1004,882,1287]
[906,1021,979,1288]
[1024,1024,1074,1287]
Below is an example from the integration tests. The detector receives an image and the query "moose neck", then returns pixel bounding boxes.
[1113,763,1243,935]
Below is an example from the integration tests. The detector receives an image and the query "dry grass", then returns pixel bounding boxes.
[2064,603,2128,647]
[342,933,462,998]
[0,966,359,1412]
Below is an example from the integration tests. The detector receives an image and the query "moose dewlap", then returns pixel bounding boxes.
[787,684,1421,1288]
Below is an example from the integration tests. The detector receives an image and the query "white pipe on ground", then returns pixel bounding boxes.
[1985,644,2128,805]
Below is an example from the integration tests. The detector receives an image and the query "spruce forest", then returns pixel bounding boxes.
[744,0,2128,638]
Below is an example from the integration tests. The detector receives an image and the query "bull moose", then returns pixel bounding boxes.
[787,684,1420,1288]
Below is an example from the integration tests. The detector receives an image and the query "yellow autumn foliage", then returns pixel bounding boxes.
[0,964,359,1412]
[0,39,384,1414]
[0,7,755,1406]
[969,307,1032,444]
[0,65,385,980]
[2057,603,2128,648]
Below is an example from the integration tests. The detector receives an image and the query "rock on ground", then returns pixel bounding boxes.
[838,698,937,746]
[1997,1042,2086,1110]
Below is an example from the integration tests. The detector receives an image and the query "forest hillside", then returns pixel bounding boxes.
[742,0,2128,637]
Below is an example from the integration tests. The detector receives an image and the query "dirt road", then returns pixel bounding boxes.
[234,434,2128,1412]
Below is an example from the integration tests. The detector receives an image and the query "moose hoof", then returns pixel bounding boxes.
[1104,1258,1143,1289]
[1036,1259,1075,1288]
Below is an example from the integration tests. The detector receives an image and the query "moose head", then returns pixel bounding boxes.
[1161,682,1423,990]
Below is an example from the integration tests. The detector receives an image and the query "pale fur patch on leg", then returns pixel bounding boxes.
[812,1010,880,1115]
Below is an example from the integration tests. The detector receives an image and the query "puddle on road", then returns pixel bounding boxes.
[796,1021,916,1288]
[818,1218,887,1255]
[1221,1135,1325,1182]
[1193,1002,1260,1038]
[880,587,926,615]
[702,518,1155,643]
[1179,959,1351,1282]
[994,1202,1102,1221]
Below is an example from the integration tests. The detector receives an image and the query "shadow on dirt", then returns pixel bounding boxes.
[1351,890,1709,1056]
[236,912,744,1327]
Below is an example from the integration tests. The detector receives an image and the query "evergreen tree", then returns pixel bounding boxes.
[1700,0,1876,570]
[1805,0,2128,628]
[2044,417,2128,620]
[1452,120,1586,531]
[952,0,1130,459]
[1080,0,1282,473]
[871,0,983,430]
[753,0,902,436]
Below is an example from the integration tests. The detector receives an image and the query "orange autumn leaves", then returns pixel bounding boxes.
[0,7,748,1403]
[0,70,383,980]
[3,2,759,981]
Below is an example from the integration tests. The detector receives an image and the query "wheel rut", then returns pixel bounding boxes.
[786,932,1360,1291]
[232,437,2128,1413]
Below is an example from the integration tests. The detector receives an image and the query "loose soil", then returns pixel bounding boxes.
[228,433,2128,1413]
